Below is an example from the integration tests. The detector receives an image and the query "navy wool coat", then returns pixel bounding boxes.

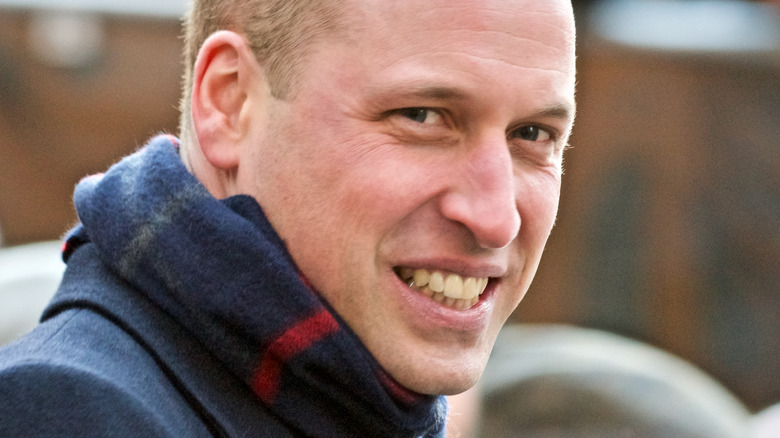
[0,244,295,437]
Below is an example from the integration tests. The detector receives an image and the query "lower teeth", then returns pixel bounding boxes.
[397,270,480,310]
[413,283,477,310]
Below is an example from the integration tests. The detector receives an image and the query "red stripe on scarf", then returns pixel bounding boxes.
[252,309,339,404]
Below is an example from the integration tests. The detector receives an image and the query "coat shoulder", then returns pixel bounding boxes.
[0,308,210,437]
[0,360,173,437]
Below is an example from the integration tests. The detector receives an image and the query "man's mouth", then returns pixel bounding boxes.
[396,267,489,311]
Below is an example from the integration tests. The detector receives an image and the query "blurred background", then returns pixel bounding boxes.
[521,0,780,415]
[0,0,778,429]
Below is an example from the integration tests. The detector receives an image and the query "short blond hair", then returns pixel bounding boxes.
[179,0,343,140]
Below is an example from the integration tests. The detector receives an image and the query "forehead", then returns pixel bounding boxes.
[322,0,576,108]
[347,0,575,66]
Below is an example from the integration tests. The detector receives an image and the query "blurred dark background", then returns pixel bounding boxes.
[1,0,778,413]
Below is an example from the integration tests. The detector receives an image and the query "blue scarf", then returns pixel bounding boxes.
[63,135,447,437]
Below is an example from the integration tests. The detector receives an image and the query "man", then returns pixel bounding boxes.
[0,0,576,436]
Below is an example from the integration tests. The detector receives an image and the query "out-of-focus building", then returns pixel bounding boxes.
[0,0,187,245]
[521,0,780,413]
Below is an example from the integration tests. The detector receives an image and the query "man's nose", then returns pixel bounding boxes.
[438,136,521,249]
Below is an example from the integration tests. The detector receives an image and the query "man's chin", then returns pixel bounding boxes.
[414,373,482,397]
[388,356,486,396]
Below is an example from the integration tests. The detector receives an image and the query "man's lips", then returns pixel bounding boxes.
[395,267,490,311]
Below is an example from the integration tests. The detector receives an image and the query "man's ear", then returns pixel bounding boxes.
[191,31,263,171]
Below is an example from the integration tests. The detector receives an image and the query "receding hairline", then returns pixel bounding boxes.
[178,0,349,142]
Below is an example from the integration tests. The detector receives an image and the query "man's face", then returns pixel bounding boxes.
[237,0,576,394]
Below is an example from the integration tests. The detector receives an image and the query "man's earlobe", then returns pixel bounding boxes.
[191,31,259,171]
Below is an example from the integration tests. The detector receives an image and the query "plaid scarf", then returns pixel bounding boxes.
[62,135,447,437]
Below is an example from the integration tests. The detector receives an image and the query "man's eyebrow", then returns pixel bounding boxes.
[531,103,575,122]
[369,83,575,121]
[368,83,469,101]
[403,86,469,101]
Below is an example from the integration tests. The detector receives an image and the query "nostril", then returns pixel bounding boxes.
[464,207,519,250]
[438,183,520,250]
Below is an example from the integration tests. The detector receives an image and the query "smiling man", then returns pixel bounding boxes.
[0,0,576,436]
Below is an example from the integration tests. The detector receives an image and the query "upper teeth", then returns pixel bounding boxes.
[399,268,488,301]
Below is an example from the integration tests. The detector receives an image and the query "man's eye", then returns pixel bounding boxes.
[399,108,443,125]
[511,125,552,142]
